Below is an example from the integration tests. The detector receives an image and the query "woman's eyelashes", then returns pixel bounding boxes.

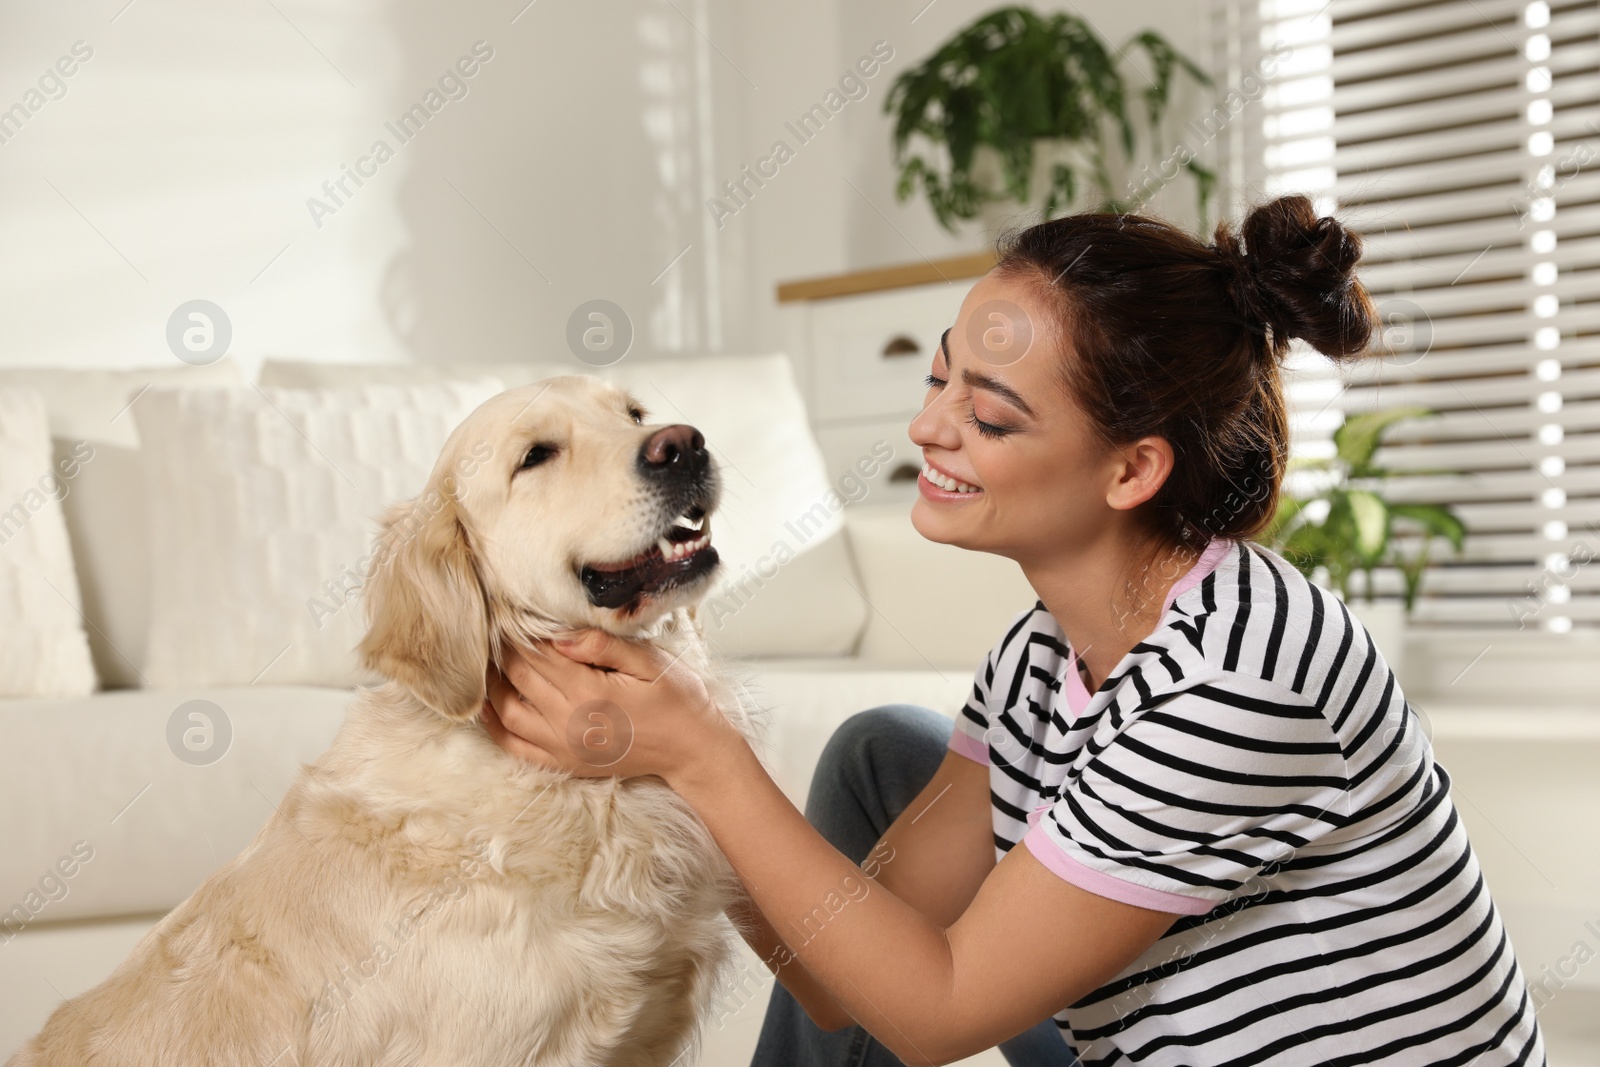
[926,372,1016,438]
[967,411,1015,439]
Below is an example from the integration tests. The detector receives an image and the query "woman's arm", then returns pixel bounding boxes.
[483,634,1177,1066]
[674,732,1175,1066]
[722,750,997,1033]
[869,750,996,928]
[723,877,846,1030]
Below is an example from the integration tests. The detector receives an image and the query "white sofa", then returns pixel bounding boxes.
[0,355,1036,1064]
[4,355,1598,1065]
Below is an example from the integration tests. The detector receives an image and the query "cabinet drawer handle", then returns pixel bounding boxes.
[882,335,920,357]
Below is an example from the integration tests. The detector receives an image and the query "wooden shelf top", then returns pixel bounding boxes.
[776,250,996,303]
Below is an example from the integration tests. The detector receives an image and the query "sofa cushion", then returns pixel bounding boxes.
[0,686,350,927]
[0,663,965,929]
[256,356,872,659]
[602,355,869,658]
[696,529,867,660]
[0,390,97,698]
[845,503,1038,669]
[0,361,244,449]
[0,362,247,687]
[132,382,500,689]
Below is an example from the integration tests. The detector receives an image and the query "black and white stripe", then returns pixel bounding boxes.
[952,541,1546,1067]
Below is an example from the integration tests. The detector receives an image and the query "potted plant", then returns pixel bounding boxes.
[1263,407,1467,676]
[884,6,1215,233]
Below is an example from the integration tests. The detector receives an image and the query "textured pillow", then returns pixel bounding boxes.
[0,361,246,687]
[601,355,869,658]
[698,529,868,660]
[0,389,97,697]
[259,355,873,659]
[264,355,850,569]
[847,503,1038,669]
[0,361,244,449]
[132,383,500,689]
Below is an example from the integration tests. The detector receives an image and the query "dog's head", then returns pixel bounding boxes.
[358,376,721,720]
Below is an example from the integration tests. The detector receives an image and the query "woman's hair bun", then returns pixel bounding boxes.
[1212,194,1379,363]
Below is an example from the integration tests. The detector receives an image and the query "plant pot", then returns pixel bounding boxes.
[968,149,1030,242]
[969,144,1083,241]
[1347,599,1407,681]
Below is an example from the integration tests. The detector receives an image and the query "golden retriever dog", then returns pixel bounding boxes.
[12,377,762,1067]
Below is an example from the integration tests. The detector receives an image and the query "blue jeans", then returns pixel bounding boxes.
[750,704,1078,1067]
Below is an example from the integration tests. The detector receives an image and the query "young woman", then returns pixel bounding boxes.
[482,195,1546,1067]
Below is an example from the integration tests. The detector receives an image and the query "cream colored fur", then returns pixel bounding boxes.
[11,377,763,1067]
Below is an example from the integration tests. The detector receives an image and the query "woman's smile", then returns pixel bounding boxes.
[918,457,983,499]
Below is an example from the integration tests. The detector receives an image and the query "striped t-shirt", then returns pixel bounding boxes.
[948,538,1546,1066]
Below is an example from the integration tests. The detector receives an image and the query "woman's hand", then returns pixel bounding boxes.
[481,629,737,785]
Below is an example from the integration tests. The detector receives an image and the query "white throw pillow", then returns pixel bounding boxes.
[262,357,851,578]
[0,361,246,687]
[600,355,870,658]
[257,356,874,659]
[847,503,1039,669]
[133,383,501,689]
[0,361,244,449]
[0,389,97,698]
[698,529,868,660]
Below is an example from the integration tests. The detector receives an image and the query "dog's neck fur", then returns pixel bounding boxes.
[485,599,702,674]
[314,603,744,892]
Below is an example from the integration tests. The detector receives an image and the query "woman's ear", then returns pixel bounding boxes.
[358,494,490,721]
[1106,435,1176,512]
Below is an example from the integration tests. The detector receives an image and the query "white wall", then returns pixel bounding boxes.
[1,0,406,372]
[0,0,761,373]
[0,0,1217,374]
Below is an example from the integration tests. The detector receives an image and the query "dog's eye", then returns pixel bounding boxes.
[628,407,645,425]
[519,444,556,470]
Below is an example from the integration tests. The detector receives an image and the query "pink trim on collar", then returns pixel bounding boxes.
[1162,538,1233,615]
[1062,655,1094,718]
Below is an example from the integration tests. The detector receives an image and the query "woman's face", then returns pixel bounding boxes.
[908,270,1136,565]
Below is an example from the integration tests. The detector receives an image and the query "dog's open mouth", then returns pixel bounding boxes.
[579,505,719,610]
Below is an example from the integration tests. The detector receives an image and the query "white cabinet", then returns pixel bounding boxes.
[803,284,965,423]
[779,257,989,504]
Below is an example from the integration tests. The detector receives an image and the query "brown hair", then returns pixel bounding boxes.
[995,193,1380,547]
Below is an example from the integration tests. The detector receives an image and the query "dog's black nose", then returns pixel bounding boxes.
[639,424,707,474]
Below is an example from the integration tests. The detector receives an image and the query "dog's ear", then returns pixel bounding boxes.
[359,494,489,721]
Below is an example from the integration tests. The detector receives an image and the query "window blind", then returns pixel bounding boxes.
[1209,0,1600,632]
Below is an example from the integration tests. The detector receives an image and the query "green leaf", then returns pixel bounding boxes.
[1346,489,1389,561]
[1183,158,1217,229]
[1333,407,1430,475]
[1390,503,1467,552]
